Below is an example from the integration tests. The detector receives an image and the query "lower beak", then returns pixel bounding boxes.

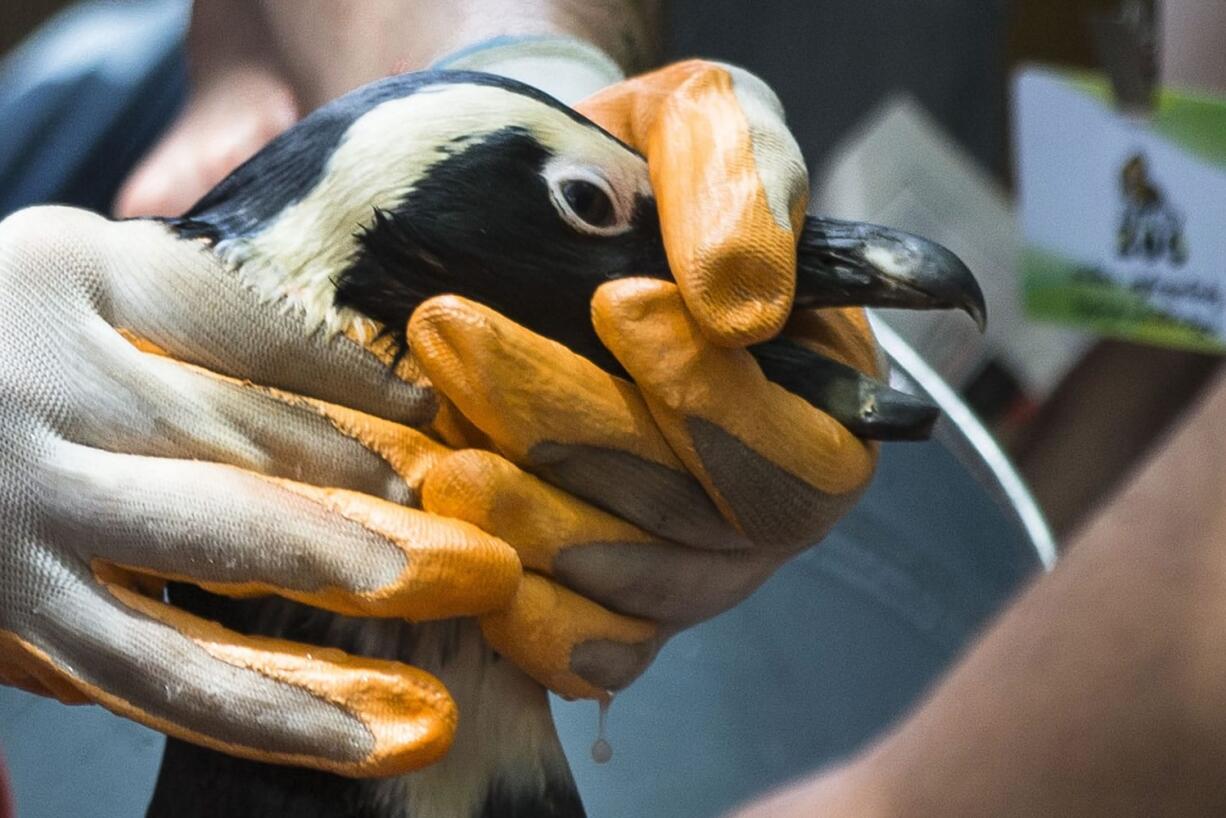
[750,341,939,441]
[794,218,987,331]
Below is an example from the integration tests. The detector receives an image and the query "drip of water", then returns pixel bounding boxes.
[590,696,613,764]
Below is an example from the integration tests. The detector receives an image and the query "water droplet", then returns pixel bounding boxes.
[591,738,613,764]
[590,696,613,764]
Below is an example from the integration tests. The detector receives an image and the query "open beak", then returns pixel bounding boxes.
[794,217,987,332]
[743,217,987,441]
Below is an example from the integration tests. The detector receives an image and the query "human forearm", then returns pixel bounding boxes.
[252,0,662,110]
[733,374,1226,816]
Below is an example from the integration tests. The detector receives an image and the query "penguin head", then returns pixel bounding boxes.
[175,71,666,362]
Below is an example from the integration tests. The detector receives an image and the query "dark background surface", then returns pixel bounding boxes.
[0,1,72,54]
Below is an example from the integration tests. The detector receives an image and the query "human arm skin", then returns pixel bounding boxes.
[731,374,1226,817]
[256,0,662,110]
[115,0,661,216]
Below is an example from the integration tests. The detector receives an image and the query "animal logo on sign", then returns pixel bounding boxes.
[1117,152,1188,266]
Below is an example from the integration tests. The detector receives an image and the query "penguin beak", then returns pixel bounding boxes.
[795,217,987,332]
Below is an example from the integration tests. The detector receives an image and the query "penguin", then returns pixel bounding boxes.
[142,69,986,818]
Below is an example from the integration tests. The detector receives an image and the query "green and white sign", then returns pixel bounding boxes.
[1015,66,1226,353]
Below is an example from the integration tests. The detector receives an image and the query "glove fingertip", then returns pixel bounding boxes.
[0,630,92,705]
[591,277,678,327]
[481,575,657,701]
[105,582,460,776]
[406,294,477,355]
[682,247,797,347]
[628,59,809,347]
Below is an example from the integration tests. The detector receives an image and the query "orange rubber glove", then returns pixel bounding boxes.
[578,60,810,347]
[410,285,878,699]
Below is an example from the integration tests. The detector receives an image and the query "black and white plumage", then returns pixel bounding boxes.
[141,70,985,818]
[175,71,663,375]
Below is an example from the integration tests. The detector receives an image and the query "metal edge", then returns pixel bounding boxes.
[870,316,1059,570]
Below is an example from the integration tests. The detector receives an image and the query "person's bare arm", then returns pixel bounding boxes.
[116,0,661,217]
[733,373,1226,817]
[254,0,661,111]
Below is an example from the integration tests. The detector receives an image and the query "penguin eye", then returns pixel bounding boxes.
[544,163,634,237]
[560,179,615,229]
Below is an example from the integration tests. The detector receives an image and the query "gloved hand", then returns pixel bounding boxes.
[0,207,524,776]
[412,287,878,699]
[0,52,877,776]
[411,48,880,697]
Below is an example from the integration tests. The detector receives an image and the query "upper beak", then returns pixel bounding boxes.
[794,217,987,332]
